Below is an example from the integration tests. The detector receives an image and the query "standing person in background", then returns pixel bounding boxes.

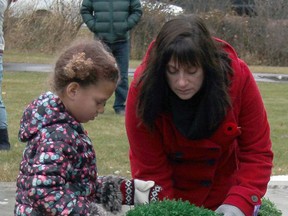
[0,0,17,150]
[125,15,273,216]
[80,0,143,115]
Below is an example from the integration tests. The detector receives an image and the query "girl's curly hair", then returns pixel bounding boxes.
[51,39,119,94]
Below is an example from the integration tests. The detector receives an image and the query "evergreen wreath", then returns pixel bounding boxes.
[126,198,282,216]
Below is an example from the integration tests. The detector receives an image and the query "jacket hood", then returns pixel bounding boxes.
[19,91,81,142]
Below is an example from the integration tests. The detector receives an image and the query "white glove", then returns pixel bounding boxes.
[134,179,156,204]
[215,204,245,216]
[121,179,162,205]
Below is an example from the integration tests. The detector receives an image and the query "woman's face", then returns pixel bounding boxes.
[166,59,204,100]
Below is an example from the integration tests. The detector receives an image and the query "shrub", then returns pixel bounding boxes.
[130,2,179,60]
[126,198,282,216]
[3,0,288,66]
[4,1,83,53]
[126,199,220,216]
[259,198,282,216]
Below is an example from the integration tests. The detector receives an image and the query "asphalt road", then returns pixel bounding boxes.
[3,62,288,83]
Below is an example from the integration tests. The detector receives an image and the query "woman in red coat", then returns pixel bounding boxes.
[125,15,273,216]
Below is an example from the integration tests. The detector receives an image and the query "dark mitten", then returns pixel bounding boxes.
[89,202,108,216]
[101,175,124,213]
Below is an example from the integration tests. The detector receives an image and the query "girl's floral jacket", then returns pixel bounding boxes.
[15,92,162,216]
[15,92,100,215]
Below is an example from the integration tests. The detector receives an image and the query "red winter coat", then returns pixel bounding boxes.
[125,39,273,216]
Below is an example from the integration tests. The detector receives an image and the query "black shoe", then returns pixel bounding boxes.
[115,110,125,116]
[0,143,10,150]
[0,128,11,151]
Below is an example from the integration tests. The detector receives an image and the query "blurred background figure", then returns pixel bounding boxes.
[0,0,18,150]
[81,0,143,115]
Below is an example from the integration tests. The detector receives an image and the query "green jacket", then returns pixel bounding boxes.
[81,0,142,44]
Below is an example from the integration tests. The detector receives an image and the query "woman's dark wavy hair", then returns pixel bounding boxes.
[137,15,233,137]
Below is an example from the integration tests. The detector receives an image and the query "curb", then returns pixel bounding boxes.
[268,175,288,189]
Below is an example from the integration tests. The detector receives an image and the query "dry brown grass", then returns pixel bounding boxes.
[3,1,288,66]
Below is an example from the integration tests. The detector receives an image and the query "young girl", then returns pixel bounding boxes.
[15,40,161,216]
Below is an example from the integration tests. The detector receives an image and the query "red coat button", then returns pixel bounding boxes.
[223,122,239,136]
[251,195,259,202]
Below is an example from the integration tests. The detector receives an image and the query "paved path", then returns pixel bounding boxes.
[1,178,287,216]
[3,62,288,83]
[3,63,135,75]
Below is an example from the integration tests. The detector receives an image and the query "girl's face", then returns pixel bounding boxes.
[166,59,204,100]
[67,80,116,123]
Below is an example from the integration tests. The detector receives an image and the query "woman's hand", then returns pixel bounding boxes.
[215,204,245,216]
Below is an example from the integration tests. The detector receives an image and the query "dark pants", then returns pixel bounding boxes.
[105,41,129,112]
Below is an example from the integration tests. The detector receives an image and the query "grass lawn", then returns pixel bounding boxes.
[3,50,143,69]
[0,70,287,181]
